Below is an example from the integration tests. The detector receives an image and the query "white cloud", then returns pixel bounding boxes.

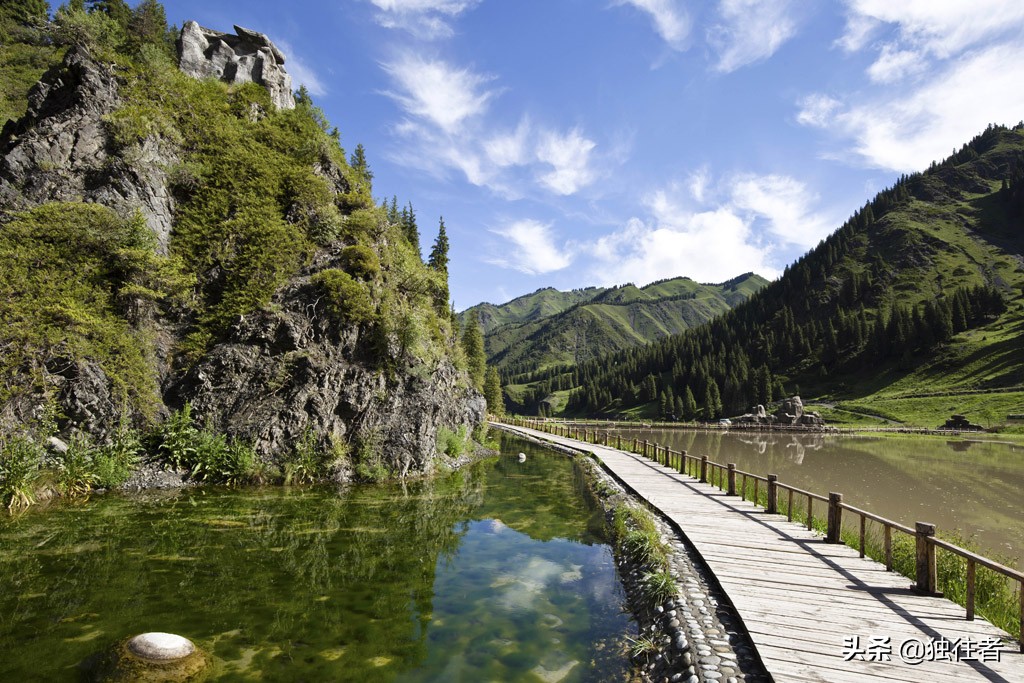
[834,13,879,52]
[484,117,531,167]
[687,167,710,202]
[381,59,602,196]
[381,55,495,133]
[708,0,800,73]
[489,220,572,274]
[730,174,832,248]
[274,39,327,97]
[585,170,831,285]
[840,1,1024,59]
[866,44,926,84]
[796,94,841,128]
[817,42,1024,171]
[586,209,776,286]
[616,0,691,50]
[536,128,598,195]
[369,0,480,40]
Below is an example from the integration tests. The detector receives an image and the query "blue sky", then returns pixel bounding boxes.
[161,1,1024,309]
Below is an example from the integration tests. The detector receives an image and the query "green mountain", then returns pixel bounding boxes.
[551,124,1024,428]
[482,273,767,378]
[465,285,607,334]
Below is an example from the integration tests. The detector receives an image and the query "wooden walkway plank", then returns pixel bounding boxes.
[498,423,1023,682]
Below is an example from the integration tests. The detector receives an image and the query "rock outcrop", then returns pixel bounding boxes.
[177,21,295,110]
[938,414,984,431]
[0,24,484,477]
[0,47,177,250]
[734,396,825,428]
[171,252,485,476]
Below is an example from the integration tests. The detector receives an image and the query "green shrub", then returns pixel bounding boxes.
[0,435,43,510]
[0,203,191,421]
[157,404,200,470]
[340,244,380,280]
[312,269,375,325]
[351,429,389,482]
[155,404,257,484]
[93,427,142,488]
[282,427,332,484]
[188,432,256,485]
[55,435,99,496]
[436,426,468,458]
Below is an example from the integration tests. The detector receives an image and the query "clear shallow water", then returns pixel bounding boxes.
[0,436,632,681]
[613,428,1024,567]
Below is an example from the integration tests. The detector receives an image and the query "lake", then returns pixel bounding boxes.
[0,435,633,681]
[609,427,1024,568]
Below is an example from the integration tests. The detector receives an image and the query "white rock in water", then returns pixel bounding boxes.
[127,632,196,661]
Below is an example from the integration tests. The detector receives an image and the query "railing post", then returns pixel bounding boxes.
[727,463,736,495]
[966,559,975,621]
[681,450,687,475]
[913,522,939,596]
[767,474,778,514]
[826,492,843,544]
[700,455,708,483]
[617,434,622,449]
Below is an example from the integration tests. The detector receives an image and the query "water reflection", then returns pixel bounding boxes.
[0,437,630,682]
[615,427,1024,567]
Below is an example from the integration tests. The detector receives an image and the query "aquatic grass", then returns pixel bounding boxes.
[155,404,260,484]
[611,504,670,574]
[0,434,42,510]
[55,435,99,496]
[92,427,142,488]
[626,634,658,659]
[642,569,677,604]
[282,427,334,484]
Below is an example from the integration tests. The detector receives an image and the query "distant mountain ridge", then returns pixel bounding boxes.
[467,286,606,334]
[463,273,768,376]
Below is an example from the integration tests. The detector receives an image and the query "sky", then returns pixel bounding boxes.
[160,1,1024,310]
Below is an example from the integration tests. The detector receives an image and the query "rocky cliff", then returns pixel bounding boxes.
[0,19,483,478]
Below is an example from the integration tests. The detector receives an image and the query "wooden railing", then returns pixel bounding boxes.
[503,416,1024,652]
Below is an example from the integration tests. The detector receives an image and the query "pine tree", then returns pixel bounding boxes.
[428,217,450,272]
[703,380,722,421]
[483,366,504,416]
[350,143,373,182]
[427,218,450,311]
[402,202,420,255]
[126,0,170,55]
[86,0,131,29]
[461,311,486,391]
[2,0,49,24]
[683,386,697,420]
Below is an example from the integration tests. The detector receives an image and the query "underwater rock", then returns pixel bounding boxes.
[100,633,208,682]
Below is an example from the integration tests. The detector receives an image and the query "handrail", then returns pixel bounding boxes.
[502,416,1024,651]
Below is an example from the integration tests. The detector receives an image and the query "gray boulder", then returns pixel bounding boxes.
[177,21,295,110]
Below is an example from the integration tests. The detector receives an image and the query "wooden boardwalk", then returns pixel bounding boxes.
[498,423,1023,682]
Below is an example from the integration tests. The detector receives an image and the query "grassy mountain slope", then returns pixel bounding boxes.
[487,273,767,377]
[542,125,1024,428]
[463,285,606,334]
